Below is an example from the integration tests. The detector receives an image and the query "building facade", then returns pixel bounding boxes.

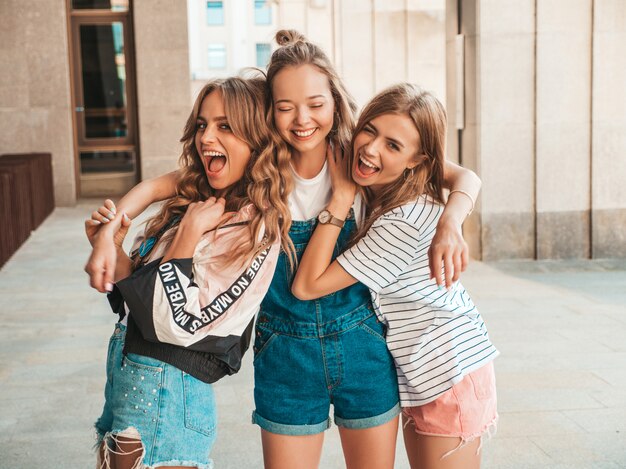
[1,0,624,260]
[445,0,626,259]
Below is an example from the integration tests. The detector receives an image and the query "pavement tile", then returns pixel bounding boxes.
[497,388,605,413]
[481,436,553,468]
[495,411,586,437]
[529,432,626,467]
[591,368,626,387]
[496,370,609,391]
[562,408,626,433]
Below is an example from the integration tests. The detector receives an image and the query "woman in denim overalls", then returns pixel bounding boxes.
[251,30,482,469]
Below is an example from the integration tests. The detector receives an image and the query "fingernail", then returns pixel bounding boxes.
[92,220,101,225]
[109,211,116,218]
[102,218,110,223]
[105,283,113,292]
[123,213,130,222]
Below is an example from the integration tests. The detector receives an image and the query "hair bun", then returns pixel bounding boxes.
[275,29,307,46]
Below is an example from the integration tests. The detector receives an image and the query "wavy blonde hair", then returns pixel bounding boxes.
[349,84,447,245]
[137,74,292,268]
[264,29,357,265]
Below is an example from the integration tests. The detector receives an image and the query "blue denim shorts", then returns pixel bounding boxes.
[252,306,400,435]
[95,324,217,468]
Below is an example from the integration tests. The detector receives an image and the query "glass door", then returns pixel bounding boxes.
[69,1,138,196]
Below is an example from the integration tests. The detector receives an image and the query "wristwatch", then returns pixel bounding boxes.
[317,209,345,228]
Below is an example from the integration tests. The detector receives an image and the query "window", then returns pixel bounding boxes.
[206,1,224,25]
[256,43,271,68]
[208,44,227,69]
[254,0,272,25]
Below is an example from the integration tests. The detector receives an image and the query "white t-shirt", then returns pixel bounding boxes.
[289,161,363,223]
[337,195,499,407]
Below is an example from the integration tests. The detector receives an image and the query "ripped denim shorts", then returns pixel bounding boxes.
[94,323,217,469]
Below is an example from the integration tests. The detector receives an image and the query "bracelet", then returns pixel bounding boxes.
[448,190,475,215]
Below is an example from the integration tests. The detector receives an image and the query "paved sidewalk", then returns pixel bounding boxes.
[1,203,625,468]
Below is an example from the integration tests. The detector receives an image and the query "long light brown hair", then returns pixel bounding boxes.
[264,29,357,265]
[349,83,447,244]
[137,75,292,268]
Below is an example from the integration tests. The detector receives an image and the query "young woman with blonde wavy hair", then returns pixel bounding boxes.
[249,31,482,469]
[85,74,290,469]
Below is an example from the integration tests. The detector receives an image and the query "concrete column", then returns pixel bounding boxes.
[592,0,626,257]
[373,0,408,90]
[0,0,76,206]
[450,0,536,260]
[230,0,249,71]
[407,0,446,102]
[187,0,203,81]
[535,0,592,259]
[306,0,335,63]
[133,0,191,180]
[277,0,307,33]
[445,0,460,165]
[335,0,375,107]
[446,0,482,257]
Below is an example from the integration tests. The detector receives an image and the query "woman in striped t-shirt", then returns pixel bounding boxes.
[292,83,498,469]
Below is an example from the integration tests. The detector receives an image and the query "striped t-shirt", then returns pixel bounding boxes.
[337,196,498,407]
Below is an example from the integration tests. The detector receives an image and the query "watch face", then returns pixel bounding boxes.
[319,210,330,223]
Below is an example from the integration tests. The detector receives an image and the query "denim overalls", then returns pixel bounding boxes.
[252,215,400,435]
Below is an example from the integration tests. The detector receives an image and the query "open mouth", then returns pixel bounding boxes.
[291,128,317,140]
[355,154,380,178]
[203,150,227,174]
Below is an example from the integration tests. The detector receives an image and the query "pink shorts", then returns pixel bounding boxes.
[403,361,498,450]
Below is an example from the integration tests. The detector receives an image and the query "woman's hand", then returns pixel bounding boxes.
[160,197,233,264]
[84,200,131,248]
[428,215,468,289]
[179,197,232,237]
[84,210,132,293]
[327,141,356,207]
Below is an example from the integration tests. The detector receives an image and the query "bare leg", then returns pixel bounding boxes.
[261,429,325,469]
[100,435,199,469]
[98,441,109,469]
[112,436,143,469]
[338,416,398,469]
[402,419,481,469]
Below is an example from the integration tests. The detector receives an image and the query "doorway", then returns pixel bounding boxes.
[68,0,139,197]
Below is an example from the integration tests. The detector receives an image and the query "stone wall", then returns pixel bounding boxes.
[133,0,191,179]
[447,0,626,259]
[0,0,75,206]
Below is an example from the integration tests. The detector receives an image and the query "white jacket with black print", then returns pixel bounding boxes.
[111,204,279,383]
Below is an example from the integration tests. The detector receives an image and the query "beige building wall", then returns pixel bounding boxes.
[0,0,76,206]
[0,0,190,204]
[592,0,626,257]
[536,0,592,259]
[336,0,446,107]
[134,0,191,179]
[447,0,626,260]
[448,0,536,260]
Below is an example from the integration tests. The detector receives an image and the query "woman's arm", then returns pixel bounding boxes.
[291,145,358,300]
[92,171,180,223]
[85,171,179,293]
[291,195,358,300]
[429,161,482,288]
